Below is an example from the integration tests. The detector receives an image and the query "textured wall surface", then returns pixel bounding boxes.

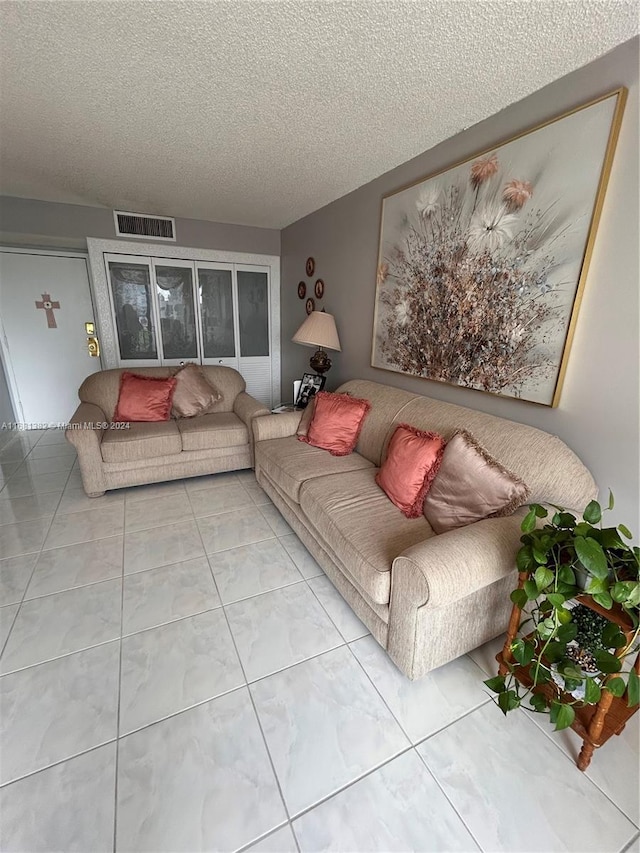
[0,197,280,255]
[0,1,637,228]
[281,38,639,526]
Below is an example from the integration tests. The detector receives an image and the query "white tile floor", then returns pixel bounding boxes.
[0,427,638,853]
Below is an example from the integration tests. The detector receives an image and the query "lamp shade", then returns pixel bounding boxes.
[292,311,341,352]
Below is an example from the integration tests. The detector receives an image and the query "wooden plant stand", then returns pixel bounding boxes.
[497,571,639,771]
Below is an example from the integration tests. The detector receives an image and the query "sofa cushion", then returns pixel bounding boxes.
[255,436,374,503]
[299,468,434,605]
[177,413,248,451]
[101,421,182,463]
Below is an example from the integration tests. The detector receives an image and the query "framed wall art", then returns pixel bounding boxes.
[371,88,627,406]
[305,297,315,315]
[314,278,325,299]
[306,257,315,277]
[298,281,306,299]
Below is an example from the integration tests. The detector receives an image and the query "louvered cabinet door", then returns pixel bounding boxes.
[237,268,272,408]
[106,254,160,366]
[196,264,239,370]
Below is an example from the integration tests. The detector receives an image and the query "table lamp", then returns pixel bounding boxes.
[292,310,342,375]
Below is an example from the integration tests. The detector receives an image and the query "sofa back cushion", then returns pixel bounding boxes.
[79,365,246,421]
[335,380,417,466]
[336,379,596,510]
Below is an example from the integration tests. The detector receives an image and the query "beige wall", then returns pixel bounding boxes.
[281,38,639,526]
[0,196,280,256]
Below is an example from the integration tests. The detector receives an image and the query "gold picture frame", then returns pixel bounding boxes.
[371,88,627,407]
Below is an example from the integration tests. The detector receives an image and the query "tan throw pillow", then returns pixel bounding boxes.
[171,364,223,418]
[423,430,530,533]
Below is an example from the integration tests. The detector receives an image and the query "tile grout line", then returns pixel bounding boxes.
[520,705,640,828]
[0,737,118,790]
[112,521,126,853]
[198,483,300,851]
[0,463,70,660]
[413,743,485,852]
[194,494,299,847]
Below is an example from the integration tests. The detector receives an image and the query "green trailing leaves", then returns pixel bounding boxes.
[534,566,554,591]
[497,690,520,715]
[594,650,622,674]
[556,622,578,644]
[510,588,528,609]
[552,512,577,529]
[618,524,633,540]
[550,701,575,731]
[584,678,602,704]
[521,508,537,534]
[484,676,506,694]
[583,501,602,525]
[605,677,626,698]
[491,493,639,738]
[511,639,535,666]
[601,622,626,649]
[628,670,639,708]
[592,592,613,610]
[529,693,548,712]
[574,536,608,579]
[524,580,539,601]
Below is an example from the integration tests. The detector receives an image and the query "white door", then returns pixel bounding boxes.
[0,250,101,425]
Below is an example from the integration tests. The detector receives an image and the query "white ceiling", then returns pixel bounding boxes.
[0,1,637,229]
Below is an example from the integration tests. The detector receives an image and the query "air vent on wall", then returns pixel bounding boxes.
[113,210,176,241]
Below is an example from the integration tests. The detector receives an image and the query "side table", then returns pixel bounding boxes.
[497,571,639,770]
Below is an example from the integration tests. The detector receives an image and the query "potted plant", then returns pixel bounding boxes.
[486,492,640,731]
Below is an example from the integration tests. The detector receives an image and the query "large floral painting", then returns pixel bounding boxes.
[372,89,626,406]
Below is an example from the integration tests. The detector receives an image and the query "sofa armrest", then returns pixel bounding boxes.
[233,392,271,428]
[387,512,526,678]
[65,402,107,496]
[253,411,302,442]
[391,512,526,612]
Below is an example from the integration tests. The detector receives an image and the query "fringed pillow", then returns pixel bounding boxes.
[376,423,445,518]
[423,429,530,533]
[298,391,371,456]
[113,372,177,423]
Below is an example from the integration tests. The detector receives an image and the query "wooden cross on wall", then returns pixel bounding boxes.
[35,293,61,328]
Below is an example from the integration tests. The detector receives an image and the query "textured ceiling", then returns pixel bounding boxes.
[0,1,637,229]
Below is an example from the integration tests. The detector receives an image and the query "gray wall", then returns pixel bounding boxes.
[0,196,280,255]
[281,38,639,527]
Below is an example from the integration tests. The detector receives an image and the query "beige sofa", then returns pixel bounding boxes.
[254,379,597,680]
[66,366,270,496]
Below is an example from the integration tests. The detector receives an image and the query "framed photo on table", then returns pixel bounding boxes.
[295,373,325,408]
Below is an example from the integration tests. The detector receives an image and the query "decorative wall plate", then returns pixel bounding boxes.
[314,278,324,299]
[305,297,315,315]
[298,281,306,299]
[306,257,315,277]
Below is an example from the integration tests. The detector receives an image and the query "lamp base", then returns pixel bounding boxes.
[309,348,331,375]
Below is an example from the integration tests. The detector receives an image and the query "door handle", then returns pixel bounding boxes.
[87,336,100,357]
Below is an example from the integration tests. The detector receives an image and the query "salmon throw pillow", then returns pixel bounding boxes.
[113,372,177,422]
[298,391,371,456]
[376,423,446,518]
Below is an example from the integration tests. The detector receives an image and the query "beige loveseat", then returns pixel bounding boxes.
[66,366,270,496]
[253,379,597,680]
